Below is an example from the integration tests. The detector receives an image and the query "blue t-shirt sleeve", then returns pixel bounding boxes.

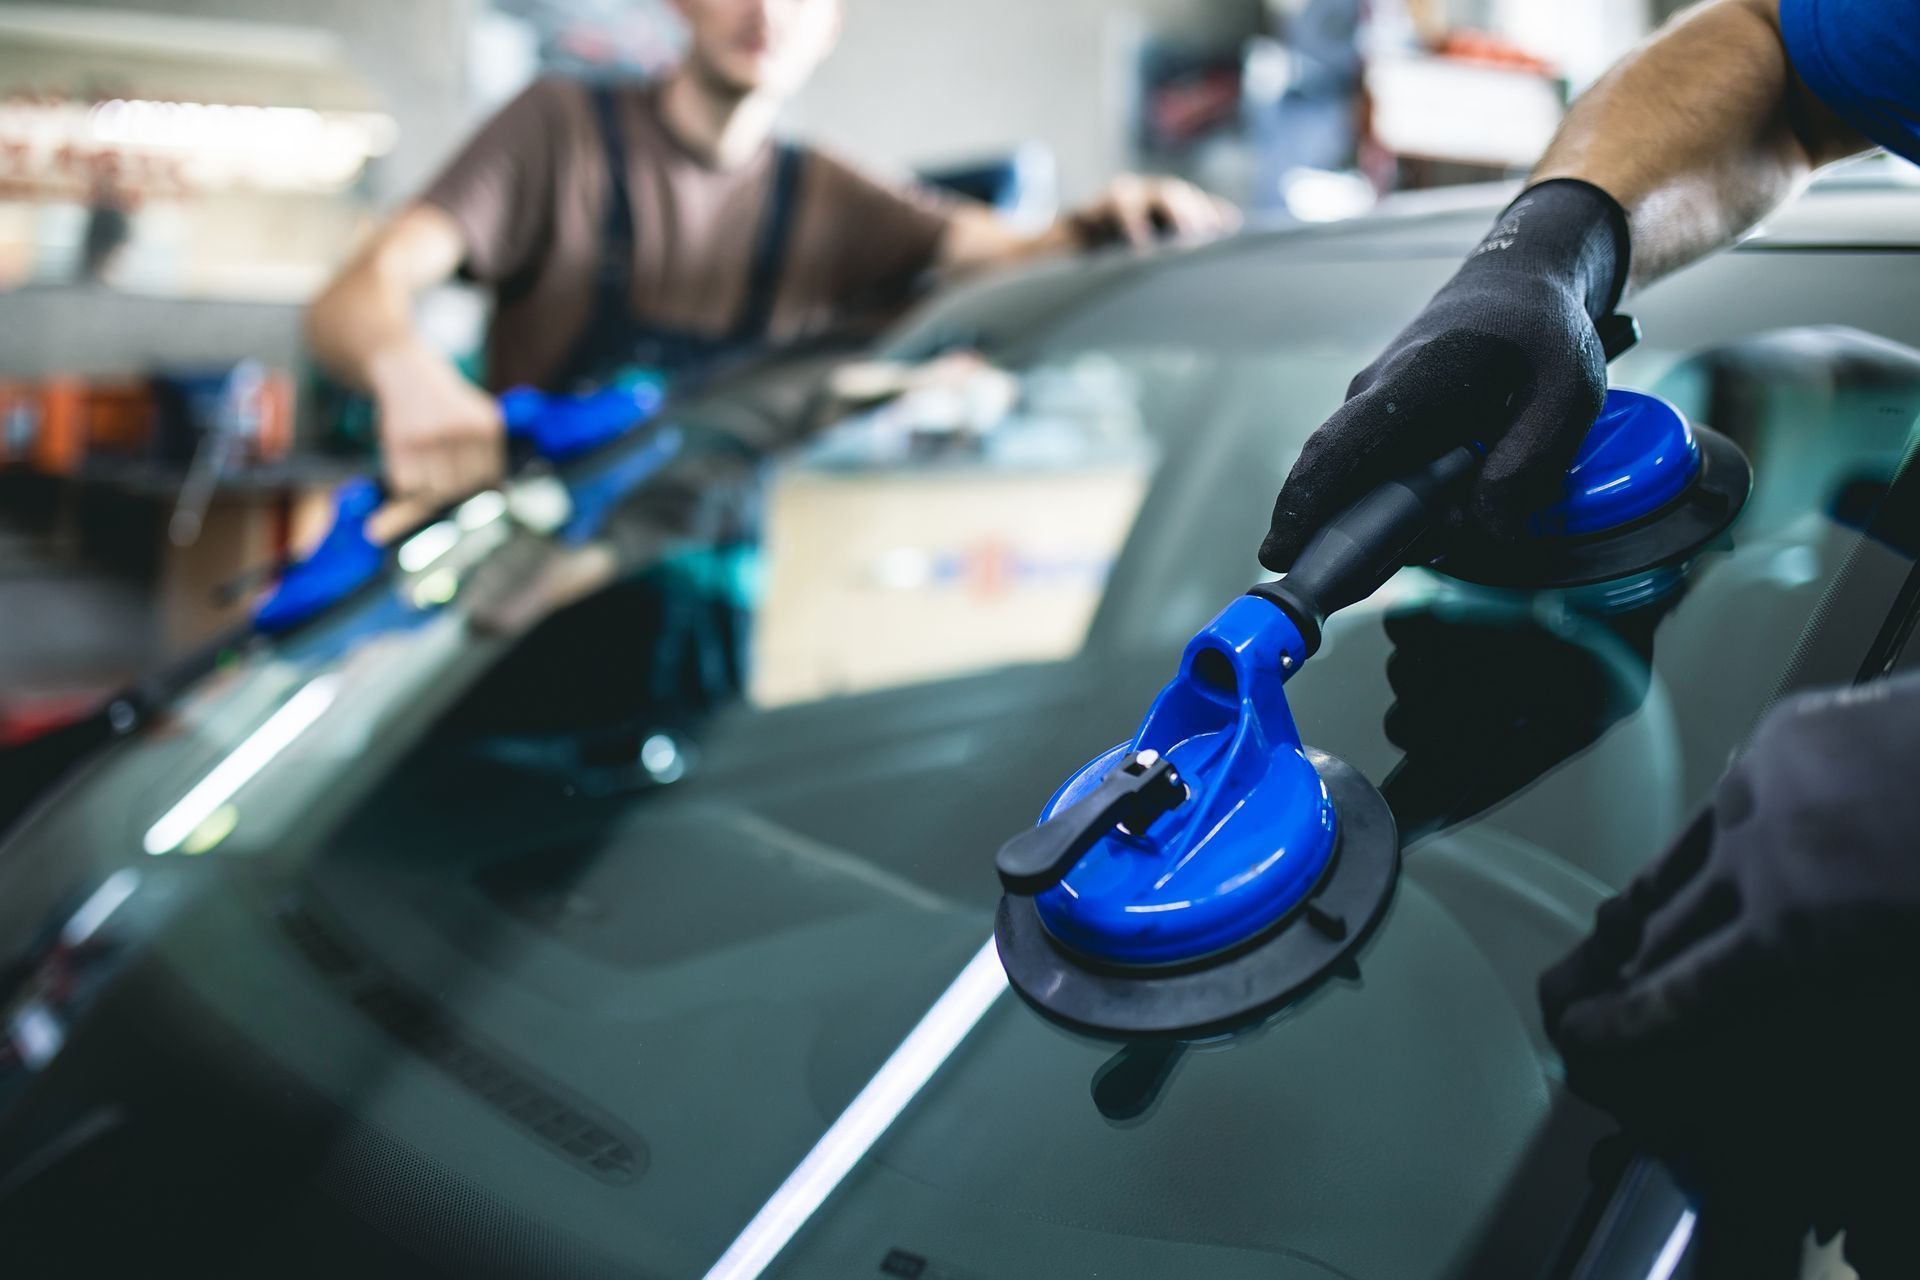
[1780,0,1920,165]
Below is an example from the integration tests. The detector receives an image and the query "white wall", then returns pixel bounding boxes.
[1493,0,1650,90]
[6,0,1257,205]
[0,0,476,201]
[785,0,1260,204]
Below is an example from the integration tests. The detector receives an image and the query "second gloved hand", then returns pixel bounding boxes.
[1260,179,1630,570]
[1539,672,1920,1277]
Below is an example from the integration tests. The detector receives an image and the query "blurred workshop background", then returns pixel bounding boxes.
[0,0,1688,749]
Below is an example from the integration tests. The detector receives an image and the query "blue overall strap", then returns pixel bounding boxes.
[586,82,640,338]
[730,143,807,343]
[560,87,805,389]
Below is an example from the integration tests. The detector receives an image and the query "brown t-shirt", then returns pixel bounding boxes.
[419,78,959,391]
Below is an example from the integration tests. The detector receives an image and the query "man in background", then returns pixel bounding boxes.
[307,0,1236,508]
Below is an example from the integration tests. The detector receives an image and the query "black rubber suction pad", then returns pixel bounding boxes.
[994,749,1399,1040]
[1429,423,1753,590]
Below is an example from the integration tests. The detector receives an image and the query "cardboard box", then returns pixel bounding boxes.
[752,461,1149,706]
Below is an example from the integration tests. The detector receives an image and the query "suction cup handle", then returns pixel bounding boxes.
[1253,445,1480,656]
[1598,312,1642,363]
[996,750,1187,895]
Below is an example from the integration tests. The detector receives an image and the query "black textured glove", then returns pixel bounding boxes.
[1538,672,1920,1278]
[1261,179,1630,570]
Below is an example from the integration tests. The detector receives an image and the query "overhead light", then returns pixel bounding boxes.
[0,96,396,195]
[457,490,508,531]
[142,675,339,855]
[1647,1210,1696,1280]
[59,868,142,946]
[8,1001,63,1070]
[397,521,461,573]
[703,938,1008,1280]
[179,803,240,855]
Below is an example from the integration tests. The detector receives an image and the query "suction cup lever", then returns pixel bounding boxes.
[1598,312,1641,363]
[1254,444,1481,656]
[996,750,1187,895]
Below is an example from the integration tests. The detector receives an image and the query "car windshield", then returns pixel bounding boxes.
[4,206,1920,1279]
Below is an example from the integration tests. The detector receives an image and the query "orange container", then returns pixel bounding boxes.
[30,377,156,474]
[79,380,157,457]
[6,371,293,474]
[250,371,295,463]
[32,378,87,475]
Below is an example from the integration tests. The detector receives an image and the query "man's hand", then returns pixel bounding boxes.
[305,204,501,518]
[366,344,506,509]
[937,174,1238,273]
[1067,173,1240,248]
[1539,672,1920,1276]
[1260,179,1628,570]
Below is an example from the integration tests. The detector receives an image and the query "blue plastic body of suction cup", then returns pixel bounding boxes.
[499,383,664,462]
[253,477,384,634]
[1530,388,1699,537]
[1034,595,1337,967]
[252,386,663,633]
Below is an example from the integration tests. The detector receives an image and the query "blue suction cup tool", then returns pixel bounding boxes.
[253,478,385,634]
[1430,388,1753,589]
[500,383,663,462]
[994,595,1398,1040]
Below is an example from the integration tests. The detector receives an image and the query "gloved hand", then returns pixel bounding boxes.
[1261,179,1630,570]
[1539,672,1920,1278]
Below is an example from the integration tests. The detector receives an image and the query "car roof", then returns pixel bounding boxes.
[887,156,1920,364]
[1290,152,1920,255]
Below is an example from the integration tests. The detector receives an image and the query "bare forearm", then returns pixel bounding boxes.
[936,206,1077,274]
[303,203,468,391]
[302,203,504,504]
[1531,0,1868,290]
[936,176,1239,273]
[305,262,435,392]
